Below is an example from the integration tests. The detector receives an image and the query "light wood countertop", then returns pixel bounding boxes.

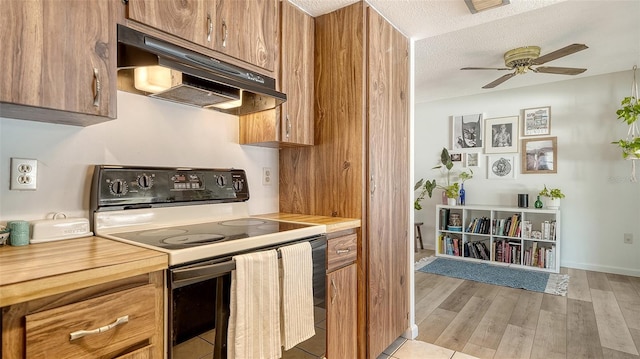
[0,236,168,307]
[255,213,361,233]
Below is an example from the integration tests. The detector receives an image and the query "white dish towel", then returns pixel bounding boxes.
[279,241,316,350]
[228,249,282,359]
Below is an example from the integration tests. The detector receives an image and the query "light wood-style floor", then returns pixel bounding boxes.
[414,249,640,359]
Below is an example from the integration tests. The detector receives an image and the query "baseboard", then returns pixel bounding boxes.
[562,261,640,277]
[402,323,419,340]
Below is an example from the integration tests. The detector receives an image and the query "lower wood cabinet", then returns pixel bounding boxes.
[326,232,357,359]
[327,264,357,359]
[2,272,164,359]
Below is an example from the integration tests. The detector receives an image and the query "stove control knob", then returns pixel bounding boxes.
[216,175,226,187]
[109,179,128,196]
[233,179,244,192]
[137,174,153,190]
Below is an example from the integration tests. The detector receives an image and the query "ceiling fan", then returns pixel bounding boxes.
[461,43,589,89]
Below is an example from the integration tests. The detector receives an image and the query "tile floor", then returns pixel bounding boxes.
[379,337,479,359]
[173,306,328,359]
[174,329,478,359]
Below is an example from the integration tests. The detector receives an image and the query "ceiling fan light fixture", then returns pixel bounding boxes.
[504,46,541,68]
[464,0,510,14]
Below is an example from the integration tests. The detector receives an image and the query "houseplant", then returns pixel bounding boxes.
[611,95,640,159]
[538,185,565,209]
[414,147,473,209]
[611,65,640,181]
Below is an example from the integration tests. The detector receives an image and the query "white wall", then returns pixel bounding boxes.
[0,91,279,222]
[415,70,640,276]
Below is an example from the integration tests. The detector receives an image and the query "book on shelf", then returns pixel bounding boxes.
[521,221,532,238]
[443,235,463,257]
[522,243,556,269]
[493,239,521,264]
[542,221,551,240]
[508,213,520,237]
[478,242,490,260]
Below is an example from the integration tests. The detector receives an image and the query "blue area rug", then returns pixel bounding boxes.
[416,257,569,296]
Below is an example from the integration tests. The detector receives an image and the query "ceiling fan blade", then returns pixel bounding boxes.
[531,44,588,65]
[534,66,587,75]
[461,67,512,71]
[482,73,516,89]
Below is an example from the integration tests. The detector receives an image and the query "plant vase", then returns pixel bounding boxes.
[547,198,560,209]
[447,197,457,206]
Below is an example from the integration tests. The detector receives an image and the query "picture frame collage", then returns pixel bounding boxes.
[450,107,557,179]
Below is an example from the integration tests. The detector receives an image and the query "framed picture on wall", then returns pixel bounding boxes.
[484,116,518,153]
[488,155,516,179]
[521,137,558,174]
[451,113,483,151]
[465,152,481,168]
[450,152,463,165]
[522,106,551,136]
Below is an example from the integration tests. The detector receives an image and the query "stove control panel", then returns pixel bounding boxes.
[91,166,250,210]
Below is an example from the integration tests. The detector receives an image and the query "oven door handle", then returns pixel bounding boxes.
[172,261,235,288]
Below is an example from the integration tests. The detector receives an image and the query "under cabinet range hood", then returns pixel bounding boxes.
[116,25,286,115]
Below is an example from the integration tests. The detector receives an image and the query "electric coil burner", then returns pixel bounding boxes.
[90,165,327,358]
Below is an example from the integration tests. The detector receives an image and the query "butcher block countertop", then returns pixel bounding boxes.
[0,236,168,307]
[255,213,361,233]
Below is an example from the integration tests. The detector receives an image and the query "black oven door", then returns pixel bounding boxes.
[168,235,327,359]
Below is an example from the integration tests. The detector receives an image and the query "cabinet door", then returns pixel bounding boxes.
[238,0,313,147]
[127,0,215,49]
[1,0,116,120]
[215,0,277,71]
[280,0,314,145]
[327,264,357,359]
[366,7,410,358]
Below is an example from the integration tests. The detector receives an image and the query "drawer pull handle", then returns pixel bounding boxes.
[92,67,101,107]
[221,20,228,48]
[336,248,351,254]
[69,315,129,341]
[207,14,213,42]
[330,279,337,304]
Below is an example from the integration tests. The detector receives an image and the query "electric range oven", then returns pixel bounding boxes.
[90,165,327,359]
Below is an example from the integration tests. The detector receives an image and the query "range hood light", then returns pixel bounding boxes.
[134,66,173,93]
[208,91,243,110]
[118,25,286,114]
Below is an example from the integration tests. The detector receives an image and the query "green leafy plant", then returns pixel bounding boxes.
[615,96,640,126]
[611,137,640,159]
[538,185,565,200]
[612,96,640,159]
[414,147,473,210]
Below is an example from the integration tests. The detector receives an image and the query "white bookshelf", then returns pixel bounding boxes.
[435,204,560,273]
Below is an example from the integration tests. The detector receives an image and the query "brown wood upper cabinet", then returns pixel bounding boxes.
[127,0,277,72]
[0,0,117,126]
[239,0,314,147]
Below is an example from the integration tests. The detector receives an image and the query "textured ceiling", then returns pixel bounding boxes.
[288,0,640,103]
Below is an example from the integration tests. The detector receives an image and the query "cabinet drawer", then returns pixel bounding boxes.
[116,345,153,359]
[25,284,156,358]
[327,233,357,272]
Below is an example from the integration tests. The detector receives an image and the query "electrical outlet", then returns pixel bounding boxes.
[10,158,37,190]
[624,233,633,244]
[262,167,272,186]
